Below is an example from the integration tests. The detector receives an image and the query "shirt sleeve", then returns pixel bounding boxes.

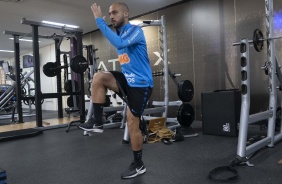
[96,18,143,49]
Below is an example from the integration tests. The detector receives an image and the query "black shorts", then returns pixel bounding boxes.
[110,71,153,117]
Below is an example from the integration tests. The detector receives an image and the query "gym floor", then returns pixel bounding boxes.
[0,111,281,184]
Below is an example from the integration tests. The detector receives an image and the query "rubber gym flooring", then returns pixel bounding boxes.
[0,111,282,184]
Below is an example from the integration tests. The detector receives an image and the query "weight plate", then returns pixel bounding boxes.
[70,55,88,73]
[253,29,264,52]
[177,104,195,127]
[178,80,194,102]
[43,62,58,77]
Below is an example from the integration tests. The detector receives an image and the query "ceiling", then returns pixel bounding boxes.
[0,0,184,60]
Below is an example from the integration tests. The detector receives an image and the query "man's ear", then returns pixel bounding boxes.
[124,11,129,18]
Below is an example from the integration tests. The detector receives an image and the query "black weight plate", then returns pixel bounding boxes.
[253,29,264,52]
[178,80,194,102]
[70,55,88,73]
[43,62,57,77]
[177,104,195,127]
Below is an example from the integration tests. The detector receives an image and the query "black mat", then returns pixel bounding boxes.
[0,123,281,184]
[0,128,43,142]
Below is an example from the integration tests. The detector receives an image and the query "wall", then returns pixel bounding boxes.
[84,0,282,120]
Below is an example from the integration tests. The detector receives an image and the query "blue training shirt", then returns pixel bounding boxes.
[96,18,153,88]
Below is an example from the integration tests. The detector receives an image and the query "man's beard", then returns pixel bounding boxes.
[112,18,125,29]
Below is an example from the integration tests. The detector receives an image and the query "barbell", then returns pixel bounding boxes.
[43,55,88,77]
[233,29,282,52]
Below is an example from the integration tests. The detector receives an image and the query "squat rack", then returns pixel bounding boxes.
[138,15,169,119]
[122,15,181,142]
[3,30,56,123]
[3,19,86,127]
[233,0,282,163]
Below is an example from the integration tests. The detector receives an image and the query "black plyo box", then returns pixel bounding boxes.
[201,90,241,137]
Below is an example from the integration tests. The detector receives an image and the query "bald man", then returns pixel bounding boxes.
[79,2,153,179]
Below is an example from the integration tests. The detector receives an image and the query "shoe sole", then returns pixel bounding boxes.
[121,168,146,179]
[78,126,104,133]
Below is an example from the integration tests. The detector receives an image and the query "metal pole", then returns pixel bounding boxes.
[265,0,276,147]
[70,37,79,111]
[54,38,63,118]
[13,35,23,123]
[237,39,251,158]
[76,32,86,120]
[161,15,169,120]
[32,25,43,127]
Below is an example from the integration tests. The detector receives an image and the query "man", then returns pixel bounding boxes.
[79,2,153,179]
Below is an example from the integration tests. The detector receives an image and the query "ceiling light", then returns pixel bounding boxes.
[129,20,143,25]
[9,38,41,42]
[0,0,22,2]
[42,20,79,28]
[0,50,14,53]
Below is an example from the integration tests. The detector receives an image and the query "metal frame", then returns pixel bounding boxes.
[3,18,86,127]
[0,71,36,121]
[234,0,282,163]
[138,15,169,119]
[122,15,182,141]
[139,15,181,127]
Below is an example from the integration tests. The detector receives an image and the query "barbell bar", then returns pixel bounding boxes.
[233,29,282,52]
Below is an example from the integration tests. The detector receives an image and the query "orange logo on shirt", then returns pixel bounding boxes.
[118,53,130,65]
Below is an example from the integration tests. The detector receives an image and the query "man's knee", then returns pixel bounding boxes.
[92,72,105,84]
[92,72,118,91]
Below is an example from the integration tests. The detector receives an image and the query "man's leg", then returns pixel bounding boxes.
[121,109,146,179]
[79,71,119,131]
[127,109,143,157]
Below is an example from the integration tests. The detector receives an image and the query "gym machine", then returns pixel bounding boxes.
[122,15,191,142]
[209,1,282,181]
[231,0,282,166]
[0,70,36,121]
[41,38,88,117]
[3,18,86,128]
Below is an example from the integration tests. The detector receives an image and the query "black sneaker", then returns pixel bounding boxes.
[78,118,103,133]
[121,161,146,179]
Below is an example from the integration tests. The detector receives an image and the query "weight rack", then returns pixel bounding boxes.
[233,0,282,164]
[3,19,86,127]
